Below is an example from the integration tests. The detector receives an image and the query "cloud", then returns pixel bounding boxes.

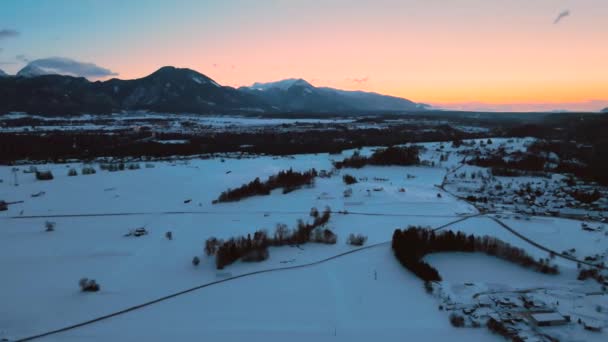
[554,10,570,24]
[24,57,118,78]
[16,54,29,63]
[347,76,369,84]
[0,29,19,40]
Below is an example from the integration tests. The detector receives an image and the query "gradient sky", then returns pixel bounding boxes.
[0,0,607,111]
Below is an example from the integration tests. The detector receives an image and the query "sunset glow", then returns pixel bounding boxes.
[1,0,607,111]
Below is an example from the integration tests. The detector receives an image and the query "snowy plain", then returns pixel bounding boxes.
[0,138,605,341]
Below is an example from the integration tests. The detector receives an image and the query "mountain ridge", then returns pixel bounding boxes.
[241,78,420,112]
[0,66,421,115]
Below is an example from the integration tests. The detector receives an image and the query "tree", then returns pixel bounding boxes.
[205,237,220,256]
[343,174,358,185]
[449,314,465,327]
[45,221,56,232]
[274,223,290,243]
[79,278,100,292]
[347,233,367,246]
[68,168,78,176]
[192,256,200,266]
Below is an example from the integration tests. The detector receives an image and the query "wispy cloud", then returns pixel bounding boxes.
[24,57,118,78]
[0,29,19,40]
[347,76,369,84]
[16,54,29,63]
[554,10,570,24]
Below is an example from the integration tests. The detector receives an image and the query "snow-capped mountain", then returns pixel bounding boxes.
[0,68,8,77]
[0,68,423,115]
[16,64,55,77]
[601,107,608,113]
[0,66,267,115]
[251,78,313,91]
[241,79,420,112]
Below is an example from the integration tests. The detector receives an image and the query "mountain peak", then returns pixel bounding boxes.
[0,68,7,77]
[602,107,608,113]
[251,78,312,91]
[145,66,220,87]
[17,64,53,78]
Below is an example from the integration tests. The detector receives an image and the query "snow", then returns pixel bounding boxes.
[426,252,571,286]
[191,75,204,84]
[0,137,605,341]
[36,247,498,342]
[251,78,311,91]
[500,216,608,259]
[530,312,566,322]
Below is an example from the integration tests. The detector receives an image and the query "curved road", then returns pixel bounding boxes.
[14,214,480,342]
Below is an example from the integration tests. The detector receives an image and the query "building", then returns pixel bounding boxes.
[583,321,602,332]
[528,312,569,327]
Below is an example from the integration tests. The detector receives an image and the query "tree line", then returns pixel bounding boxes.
[392,226,559,282]
[333,146,420,169]
[206,207,334,269]
[0,124,479,164]
[213,168,318,203]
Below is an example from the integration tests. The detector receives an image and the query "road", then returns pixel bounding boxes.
[14,214,479,342]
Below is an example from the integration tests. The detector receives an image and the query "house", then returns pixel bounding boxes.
[528,312,569,326]
[583,321,603,332]
[35,170,54,181]
[134,228,148,237]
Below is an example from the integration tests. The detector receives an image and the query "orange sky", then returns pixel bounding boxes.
[2,0,607,111]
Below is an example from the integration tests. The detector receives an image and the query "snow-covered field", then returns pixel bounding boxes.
[1,139,606,341]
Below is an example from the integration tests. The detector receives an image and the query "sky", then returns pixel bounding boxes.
[0,0,607,112]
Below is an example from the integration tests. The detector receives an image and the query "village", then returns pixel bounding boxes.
[433,280,606,341]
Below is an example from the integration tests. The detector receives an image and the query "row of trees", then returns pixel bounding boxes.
[392,226,559,282]
[470,153,547,176]
[578,267,605,284]
[569,189,602,204]
[333,146,420,169]
[213,168,318,203]
[207,207,334,269]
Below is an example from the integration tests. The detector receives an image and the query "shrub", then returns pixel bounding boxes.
[311,228,337,244]
[82,166,96,175]
[424,281,433,294]
[45,221,56,232]
[334,146,420,169]
[343,188,353,198]
[449,314,465,327]
[79,278,100,292]
[67,168,78,176]
[165,231,173,240]
[35,170,54,180]
[347,233,367,246]
[343,174,358,185]
[192,256,200,266]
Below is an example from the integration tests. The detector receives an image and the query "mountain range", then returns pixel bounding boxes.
[0,66,422,115]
